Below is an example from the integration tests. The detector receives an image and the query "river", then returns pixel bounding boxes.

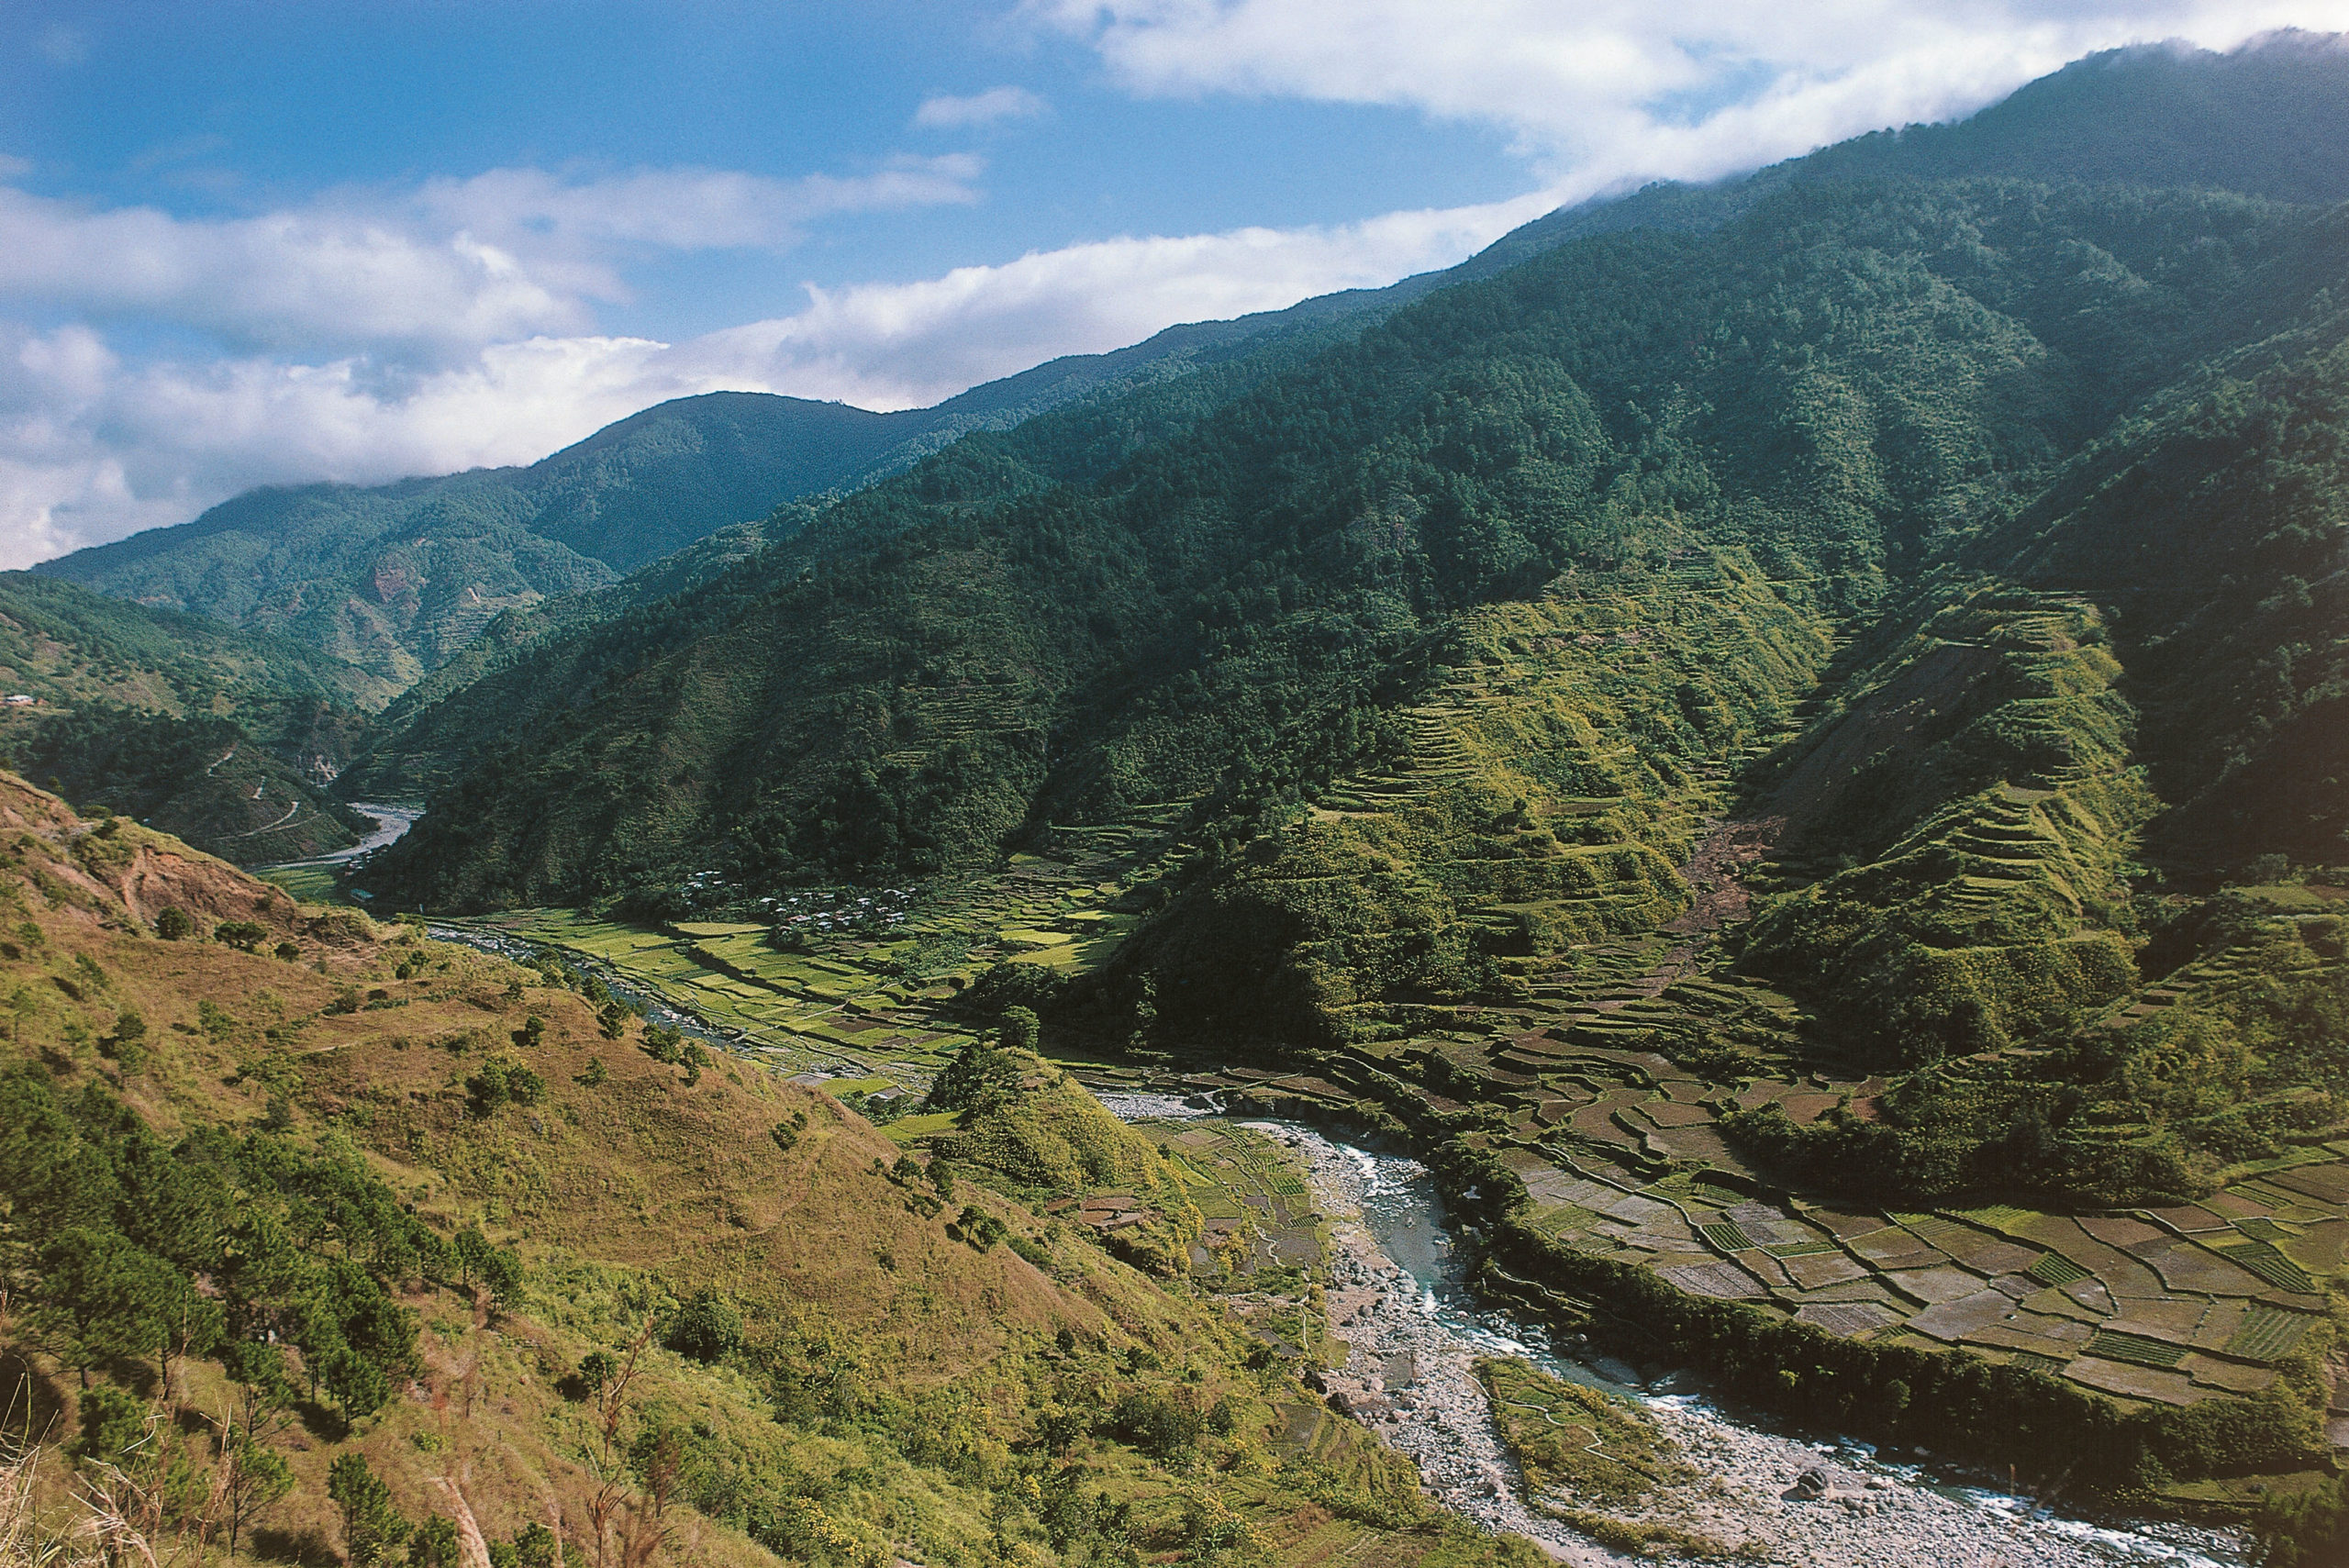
[402,909,2252,1563]
[1098,1095,2246,1568]
[262,801,424,869]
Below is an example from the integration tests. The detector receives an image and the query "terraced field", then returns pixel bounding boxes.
[448,551,2349,1474]
[1154,1119,1333,1362]
[449,803,1190,1091]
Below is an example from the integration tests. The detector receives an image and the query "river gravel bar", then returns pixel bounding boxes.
[1271,1122,2242,1568]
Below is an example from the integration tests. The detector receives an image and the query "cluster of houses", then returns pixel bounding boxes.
[762,884,918,935]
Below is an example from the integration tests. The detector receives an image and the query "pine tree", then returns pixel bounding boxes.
[328,1451,411,1564]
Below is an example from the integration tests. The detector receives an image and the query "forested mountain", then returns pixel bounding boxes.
[28,308,1419,687]
[345,44,2349,1502]
[371,172,2345,914]
[44,36,2348,700]
[0,573,392,862]
[15,30,2349,1568]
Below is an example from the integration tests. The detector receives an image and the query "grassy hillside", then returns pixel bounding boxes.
[0,767,1541,1566]
[0,573,393,863]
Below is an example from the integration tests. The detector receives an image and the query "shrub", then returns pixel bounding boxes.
[153,906,194,940]
[951,1205,1007,1251]
[1108,1391,1207,1462]
[466,1054,544,1116]
[73,1384,149,1468]
[215,919,268,951]
[664,1287,743,1363]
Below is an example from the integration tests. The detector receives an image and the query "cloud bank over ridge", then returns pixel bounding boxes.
[6,0,2349,567]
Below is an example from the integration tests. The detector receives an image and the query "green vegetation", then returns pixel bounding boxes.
[1475,1359,1691,1503]
[350,128,2349,1548]
[920,1044,1204,1275]
[0,571,392,862]
[21,37,2349,1562]
[0,764,1540,1567]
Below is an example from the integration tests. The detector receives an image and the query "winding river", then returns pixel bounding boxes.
[410,887,2251,1565]
[1099,1095,2246,1568]
[263,800,425,869]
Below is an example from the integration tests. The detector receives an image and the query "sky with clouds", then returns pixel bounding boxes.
[2,0,2345,568]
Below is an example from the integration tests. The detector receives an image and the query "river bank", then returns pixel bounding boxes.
[1207,1116,2247,1568]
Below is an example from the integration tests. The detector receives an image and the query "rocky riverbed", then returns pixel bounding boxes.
[1261,1122,2243,1568]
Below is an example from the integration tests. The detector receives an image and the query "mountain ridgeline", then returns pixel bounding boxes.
[28,302,1429,687]
[362,38,2349,1207]
[383,177,2341,885]
[36,37,2349,703]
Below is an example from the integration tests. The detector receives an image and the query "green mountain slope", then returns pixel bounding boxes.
[337,118,2349,1540]
[0,573,394,862]
[184,41,2349,1561]
[365,175,2341,914]
[52,37,2349,703]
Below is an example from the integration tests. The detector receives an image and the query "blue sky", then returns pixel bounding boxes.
[0,2,1527,342]
[2,0,2343,565]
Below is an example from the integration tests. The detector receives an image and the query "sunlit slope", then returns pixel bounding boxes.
[0,768,1534,1565]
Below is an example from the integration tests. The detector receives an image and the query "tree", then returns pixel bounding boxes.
[1000,1006,1041,1051]
[34,1227,215,1386]
[73,1384,149,1470]
[153,906,194,940]
[216,919,268,951]
[576,1350,619,1397]
[407,1517,462,1567]
[480,1245,526,1314]
[922,1040,1022,1113]
[508,1522,562,1567]
[452,1224,493,1288]
[328,1451,411,1565]
[220,1429,294,1561]
[323,1344,393,1421]
[662,1287,741,1363]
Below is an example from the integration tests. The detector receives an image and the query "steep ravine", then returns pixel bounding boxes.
[1100,1098,2246,1568]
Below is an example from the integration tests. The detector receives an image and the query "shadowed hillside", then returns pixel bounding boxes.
[0,573,393,862]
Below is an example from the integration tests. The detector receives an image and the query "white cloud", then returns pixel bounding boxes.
[0,160,986,362]
[0,185,583,357]
[1037,0,2349,195]
[915,86,1052,128]
[414,158,984,259]
[679,192,1546,408]
[0,191,1542,566]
